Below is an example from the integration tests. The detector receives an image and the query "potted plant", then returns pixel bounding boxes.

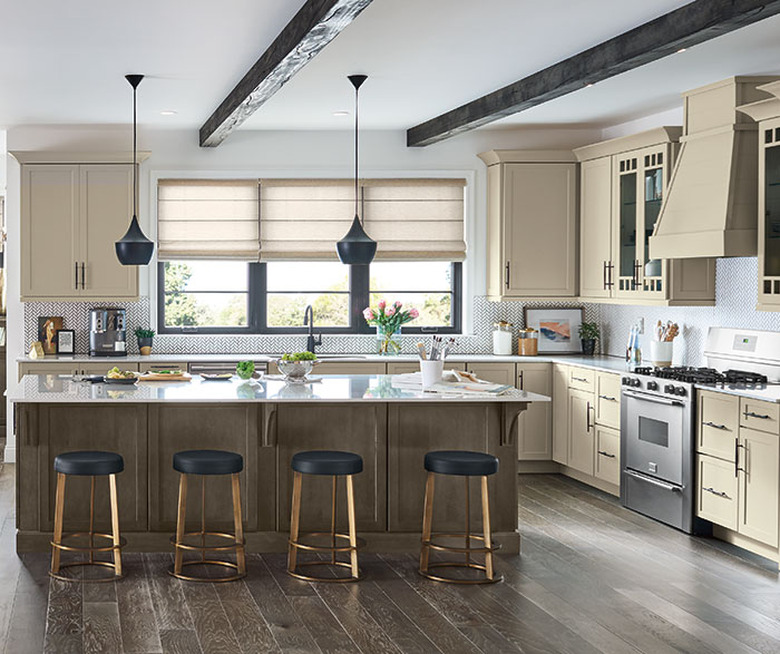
[134,328,155,356]
[363,300,419,355]
[578,322,600,356]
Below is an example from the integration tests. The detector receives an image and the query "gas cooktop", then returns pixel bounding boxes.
[633,366,768,385]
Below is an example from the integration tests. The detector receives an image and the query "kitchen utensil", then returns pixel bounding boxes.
[276,359,318,382]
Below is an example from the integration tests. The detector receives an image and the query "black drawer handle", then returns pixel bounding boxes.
[702,486,731,500]
[572,376,588,383]
[702,421,728,430]
[744,411,771,420]
[597,450,616,459]
[598,395,617,402]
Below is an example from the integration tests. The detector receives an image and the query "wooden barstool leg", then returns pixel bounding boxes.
[480,475,494,581]
[419,471,435,573]
[231,473,246,575]
[174,474,188,575]
[109,473,122,577]
[288,471,303,573]
[51,473,67,574]
[345,475,359,579]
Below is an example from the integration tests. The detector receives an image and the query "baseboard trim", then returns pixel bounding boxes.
[559,465,620,497]
[518,460,560,474]
[3,446,15,464]
[712,525,780,567]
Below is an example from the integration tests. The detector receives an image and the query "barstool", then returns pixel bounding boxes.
[288,450,363,582]
[50,450,125,582]
[170,450,246,582]
[419,450,502,584]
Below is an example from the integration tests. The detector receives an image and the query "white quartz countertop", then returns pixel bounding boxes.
[694,383,780,404]
[9,374,550,404]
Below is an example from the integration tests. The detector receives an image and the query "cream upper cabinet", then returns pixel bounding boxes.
[479,151,578,300]
[21,162,138,301]
[574,128,715,306]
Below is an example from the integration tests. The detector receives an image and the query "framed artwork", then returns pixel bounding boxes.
[524,307,583,354]
[38,316,64,355]
[56,329,75,355]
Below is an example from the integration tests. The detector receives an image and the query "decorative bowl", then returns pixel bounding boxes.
[276,359,318,381]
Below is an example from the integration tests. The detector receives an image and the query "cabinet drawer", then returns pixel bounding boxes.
[740,399,780,434]
[595,426,620,486]
[696,454,737,530]
[595,372,621,429]
[568,367,595,392]
[697,390,739,461]
[140,362,185,373]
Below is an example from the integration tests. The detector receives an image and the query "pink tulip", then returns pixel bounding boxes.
[377,300,386,310]
[394,301,401,308]
[386,306,396,317]
[409,308,419,318]
[363,308,375,321]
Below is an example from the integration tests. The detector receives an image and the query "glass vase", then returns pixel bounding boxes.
[376,326,401,356]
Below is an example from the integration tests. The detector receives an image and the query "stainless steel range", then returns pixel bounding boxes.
[620,327,780,534]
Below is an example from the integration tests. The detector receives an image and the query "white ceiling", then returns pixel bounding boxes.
[1,0,779,137]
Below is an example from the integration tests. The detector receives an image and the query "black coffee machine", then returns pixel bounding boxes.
[89,308,127,357]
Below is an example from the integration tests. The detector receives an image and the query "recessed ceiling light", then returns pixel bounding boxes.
[677,48,687,53]
[160,110,177,116]
[333,110,350,117]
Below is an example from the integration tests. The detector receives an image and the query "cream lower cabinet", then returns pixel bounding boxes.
[478,151,578,300]
[552,364,569,465]
[19,361,140,380]
[594,425,620,486]
[516,363,551,461]
[696,390,780,552]
[568,388,595,475]
[20,163,138,300]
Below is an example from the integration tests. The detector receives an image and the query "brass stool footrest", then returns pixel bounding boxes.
[288,531,365,554]
[170,530,245,553]
[420,561,503,585]
[424,532,502,555]
[50,531,126,554]
[288,559,363,583]
[168,559,245,583]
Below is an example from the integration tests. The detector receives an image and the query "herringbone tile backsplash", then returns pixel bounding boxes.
[24,258,780,363]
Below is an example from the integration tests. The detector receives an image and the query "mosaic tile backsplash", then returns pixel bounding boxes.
[24,258,780,364]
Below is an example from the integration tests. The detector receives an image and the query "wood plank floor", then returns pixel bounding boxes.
[1,463,779,653]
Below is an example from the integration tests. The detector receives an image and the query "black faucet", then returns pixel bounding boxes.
[304,305,322,354]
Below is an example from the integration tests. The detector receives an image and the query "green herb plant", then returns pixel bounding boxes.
[578,322,600,341]
[134,328,156,339]
[236,360,255,379]
[281,351,317,362]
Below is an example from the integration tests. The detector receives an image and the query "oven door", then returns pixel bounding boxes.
[622,389,686,485]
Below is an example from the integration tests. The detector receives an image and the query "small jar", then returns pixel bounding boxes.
[492,321,513,356]
[518,328,539,356]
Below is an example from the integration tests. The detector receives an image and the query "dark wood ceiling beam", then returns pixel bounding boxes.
[407,0,780,147]
[200,0,374,147]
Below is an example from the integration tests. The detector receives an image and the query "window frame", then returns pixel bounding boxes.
[157,261,462,335]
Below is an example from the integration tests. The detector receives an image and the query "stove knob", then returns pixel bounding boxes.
[621,377,630,386]
[647,381,658,391]
[664,384,675,394]
[675,386,687,397]
[631,378,641,388]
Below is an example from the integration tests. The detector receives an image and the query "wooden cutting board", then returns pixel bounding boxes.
[138,372,192,382]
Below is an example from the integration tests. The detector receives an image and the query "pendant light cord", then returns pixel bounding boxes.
[354,82,359,222]
[132,82,138,218]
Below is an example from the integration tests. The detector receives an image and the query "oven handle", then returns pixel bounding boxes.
[624,469,682,492]
[622,389,684,407]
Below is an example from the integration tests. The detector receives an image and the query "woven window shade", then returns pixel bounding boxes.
[260,178,466,261]
[157,179,260,261]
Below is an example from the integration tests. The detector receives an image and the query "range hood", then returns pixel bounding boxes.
[649,77,779,260]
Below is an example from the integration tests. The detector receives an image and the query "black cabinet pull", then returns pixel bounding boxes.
[80,262,86,289]
[743,410,771,420]
[598,395,617,402]
[505,262,510,289]
[586,402,593,432]
[703,421,728,430]
[602,261,608,290]
[75,262,79,290]
[702,487,731,500]
[597,450,616,459]
[606,261,614,289]
[518,371,524,390]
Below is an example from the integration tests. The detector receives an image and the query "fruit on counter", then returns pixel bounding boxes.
[236,360,255,380]
[280,351,317,362]
[107,367,138,379]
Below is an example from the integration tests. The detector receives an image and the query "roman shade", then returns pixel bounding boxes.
[157,179,259,260]
[259,178,466,261]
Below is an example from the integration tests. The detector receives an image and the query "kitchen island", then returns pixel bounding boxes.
[10,374,548,553]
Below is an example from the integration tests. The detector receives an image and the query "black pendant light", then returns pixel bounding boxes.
[336,74,377,265]
[115,74,155,266]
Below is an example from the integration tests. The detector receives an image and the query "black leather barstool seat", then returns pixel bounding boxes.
[291,450,363,476]
[424,450,499,477]
[54,451,124,476]
[173,450,243,476]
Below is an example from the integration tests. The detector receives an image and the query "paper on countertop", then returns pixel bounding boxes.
[391,371,513,395]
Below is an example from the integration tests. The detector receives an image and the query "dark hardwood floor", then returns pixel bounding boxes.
[1,461,779,653]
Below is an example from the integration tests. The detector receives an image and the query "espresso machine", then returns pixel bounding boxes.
[89,308,127,357]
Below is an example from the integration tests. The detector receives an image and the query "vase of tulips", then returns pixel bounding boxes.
[363,300,419,355]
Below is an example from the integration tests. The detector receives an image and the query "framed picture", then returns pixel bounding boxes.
[56,329,75,355]
[524,307,583,354]
[38,316,64,355]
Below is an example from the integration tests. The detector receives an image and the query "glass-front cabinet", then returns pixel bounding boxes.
[612,145,674,300]
[760,118,780,309]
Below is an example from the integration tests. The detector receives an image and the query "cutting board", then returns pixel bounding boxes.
[138,372,192,382]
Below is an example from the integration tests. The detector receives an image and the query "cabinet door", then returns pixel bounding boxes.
[740,398,780,435]
[503,163,578,297]
[79,165,138,298]
[595,372,621,429]
[697,390,739,460]
[758,119,780,309]
[568,388,594,475]
[613,153,640,298]
[277,403,387,532]
[696,454,738,530]
[552,365,569,464]
[580,157,613,299]
[314,362,385,375]
[466,362,515,386]
[637,147,667,298]
[21,165,80,299]
[594,425,620,487]
[516,363,551,460]
[738,428,779,547]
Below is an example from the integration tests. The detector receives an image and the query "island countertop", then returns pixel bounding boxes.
[10,374,550,404]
